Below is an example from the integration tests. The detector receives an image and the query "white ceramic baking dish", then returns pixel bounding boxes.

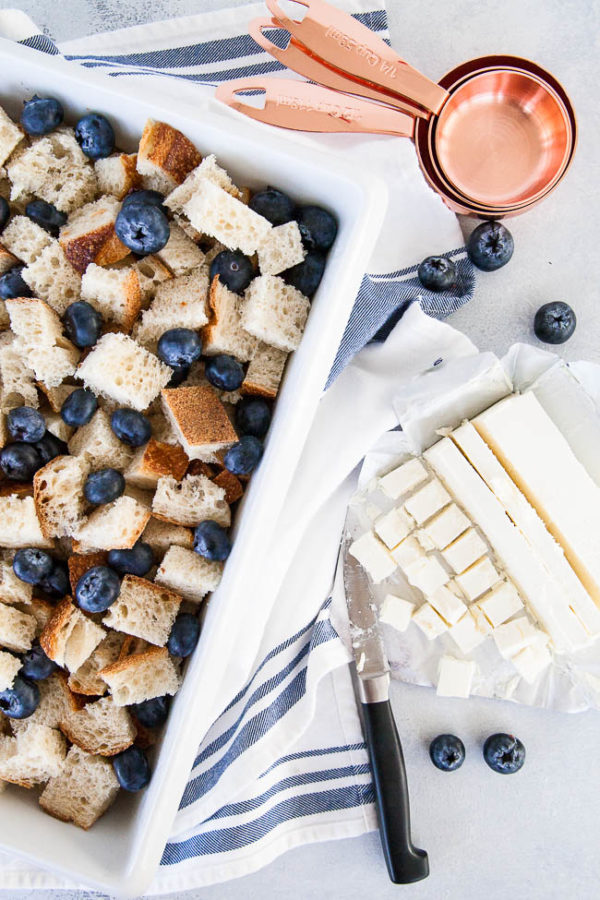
[0,37,387,897]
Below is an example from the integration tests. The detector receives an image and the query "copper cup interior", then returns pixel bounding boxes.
[433,69,571,206]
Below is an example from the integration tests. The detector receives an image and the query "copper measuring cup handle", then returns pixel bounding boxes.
[215,77,415,137]
[265,0,447,115]
[249,17,429,118]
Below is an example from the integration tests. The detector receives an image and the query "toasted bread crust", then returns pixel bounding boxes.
[240,379,278,400]
[119,154,141,198]
[0,482,33,497]
[99,643,169,680]
[162,385,238,449]
[68,551,109,595]
[59,717,134,757]
[213,469,243,504]
[0,244,18,277]
[39,597,74,661]
[60,223,130,274]
[186,460,216,478]
[131,438,189,484]
[139,120,201,186]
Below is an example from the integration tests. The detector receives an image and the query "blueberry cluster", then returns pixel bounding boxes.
[0,407,67,482]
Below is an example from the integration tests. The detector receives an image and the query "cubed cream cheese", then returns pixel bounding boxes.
[449,611,487,654]
[404,478,451,525]
[436,655,477,698]
[478,580,523,627]
[420,503,470,550]
[349,531,396,583]
[379,594,415,632]
[379,458,428,499]
[492,615,546,658]
[470,603,493,636]
[412,602,448,639]
[391,535,424,568]
[442,527,488,574]
[374,506,412,549]
[455,556,500,602]
[511,641,552,683]
[404,555,449,595]
[427,584,467,625]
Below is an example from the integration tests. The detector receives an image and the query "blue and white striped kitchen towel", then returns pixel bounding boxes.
[0,1,476,892]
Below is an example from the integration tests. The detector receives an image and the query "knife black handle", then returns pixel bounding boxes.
[362,699,429,884]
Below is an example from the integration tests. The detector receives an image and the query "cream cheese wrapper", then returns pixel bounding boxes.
[345,342,600,713]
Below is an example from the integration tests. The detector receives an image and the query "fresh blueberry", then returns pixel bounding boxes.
[115,202,170,256]
[0,675,40,719]
[283,250,326,298]
[533,301,576,345]
[0,442,42,480]
[249,188,295,225]
[74,113,115,159]
[84,468,125,505]
[7,406,46,443]
[193,520,232,561]
[25,199,67,237]
[204,354,244,392]
[167,612,201,658]
[107,541,154,577]
[33,431,67,466]
[483,733,526,774]
[168,364,190,387]
[235,398,271,438]
[63,301,103,348]
[112,746,151,792]
[295,205,337,251]
[157,328,202,369]
[0,197,10,232]
[21,642,57,681]
[0,264,33,299]
[60,388,98,427]
[130,695,170,729]
[210,250,254,294]
[38,562,70,599]
[20,95,63,136]
[467,221,514,271]
[110,408,152,448]
[75,565,121,613]
[429,734,465,772]
[121,189,166,215]
[418,256,456,292]
[224,435,263,476]
[13,548,54,585]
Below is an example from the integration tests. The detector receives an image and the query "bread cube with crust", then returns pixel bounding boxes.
[184,180,272,256]
[68,630,126,696]
[136,119,202,195]
[21,597,54,637]
[0,602,37,652]
[33,455,89,539]
[202,276,257,362]
[1,215,54,264]
[133,254,173,302]
[258,221,305,275]
[133,268,209,348]
[81,263,142,330]
[152,473,230,527]
[155,222,205,276]
[60,694,136,756]
[74,496,151,551]
[141,518,194,556]
[0,723,66,787]
[0,495,53,549]
[155,545,223,603]
[94,152,140,199]
[21,242,82,316]
[103,574,182,646]
[68,408,134,470]
[125,438,188,490]
[77,332,172,410]
[59,196,130,273]
[0,335,39,409]
[242,342,288,400]
[0,105,24,166]
[6,297,80,387]
[0,650,21,691]
[213,469,243,504]
[161,384,238,462]
[0,556,33,605]
[11,672,82,733]
[99,645,181,706]
[165,154,242,214]
[40,598,105,672]
[243,275,310,352]
[39,745,119,829]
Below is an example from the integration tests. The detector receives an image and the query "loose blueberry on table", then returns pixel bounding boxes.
[75,565,121,613]
[533,301,576,344]
[429,734,466,771]
[467,221,514,271]
[418,256,457,292]
[20,95,63,135]
[112,746,151,792]
[483,733,526,774]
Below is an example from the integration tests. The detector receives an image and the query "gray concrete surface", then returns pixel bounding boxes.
[1,0,599,898]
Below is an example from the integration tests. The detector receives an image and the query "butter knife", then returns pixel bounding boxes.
[343,515,429,884]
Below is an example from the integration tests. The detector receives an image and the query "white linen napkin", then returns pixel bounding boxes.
[0,1,479,891]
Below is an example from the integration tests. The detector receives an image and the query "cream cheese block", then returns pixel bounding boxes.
[420,503,470,550]
[474,392,600,608]
[390,535,424,568]
[348,531,396,583]
[379,457,428,499]
[492,615,545,658]
[374,506,412,550]
[477,580,523,627]
[379,594,415,632]
[424,436,590,653]
[427,584,466,625]
[403,478,450,525]
[449,611,487,654]
[455,556,501,602]
[442,527,488,574]
[436,655,477,698]
[413,602,447,639]
[404,555,449,594]
[511,641,552,683]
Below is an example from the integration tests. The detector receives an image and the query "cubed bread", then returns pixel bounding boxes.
[137,119,202,194]
[242,274,310,352]
[0,244,17,278]
[213,469,243,504]
[133,268,209,348]
[11,672,82,733]
[6,298,80,387]
[202,276,257,361]
[60,695,136,756]
[0,724,66,787]
[45,411,75,444]
[152,473,230,527]
[99,645,181,706]
[141,518,194,555]
[103,574,182,646]
[19,597,54,636]
[94,153,140,199]
[125,438,188,489]
[14,335,80,389]
[184,180,271,256]
[155,545,223,603]
[165,154,241,214]
[68,629,126,696]
[39,745,120,829]
[0,105,24,166]
[74,496,151,551]
[0,602,37,652]
[155,222,205,276]
[0,557,33,605]
[161,385,238,462]
[1,216,54,264]
[33,455,89,539]
[0,650,21,690]
[40,598,105,673]
[242,342,288,399]
[133,254,173,302]
[80,263,142,330]
[258,221,305,275]
[77,332,171,410]
[0,495,53,549]
[0,337,39,409]
[68,408,134,470]
[59,196,130,273]
[21,242,82,316]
